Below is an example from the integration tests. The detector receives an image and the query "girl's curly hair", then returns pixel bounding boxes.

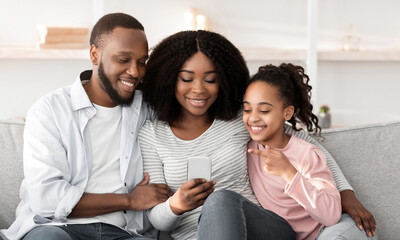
[248,63,321,136]
[142,30,249,124]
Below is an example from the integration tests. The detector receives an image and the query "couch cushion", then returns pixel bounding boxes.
[320,121,400,240]
[0,121,25,230]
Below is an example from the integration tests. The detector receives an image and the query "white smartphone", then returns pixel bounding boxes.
[187,157,212,181]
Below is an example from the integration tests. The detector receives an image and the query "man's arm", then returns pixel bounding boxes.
[69,173,171,218]
[25,102,171,220]
[23,103,83,219]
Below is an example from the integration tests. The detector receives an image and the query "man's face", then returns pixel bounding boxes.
[98,59,133,105]
[95,27,148,106]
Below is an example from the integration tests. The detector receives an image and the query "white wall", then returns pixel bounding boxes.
[1,0,400,126]
[0,0,93,47]
[0,59,91,119]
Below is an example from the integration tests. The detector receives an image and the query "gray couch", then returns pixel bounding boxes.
[1,120,399,239]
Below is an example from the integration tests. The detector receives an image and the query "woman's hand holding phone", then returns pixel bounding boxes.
[169,178,216,215]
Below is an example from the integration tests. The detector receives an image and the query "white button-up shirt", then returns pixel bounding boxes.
[2,71,155,240]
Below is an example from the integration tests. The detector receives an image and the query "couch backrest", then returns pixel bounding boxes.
[1,120,399,239]
[0,121,24,230]
[320,121,400,240]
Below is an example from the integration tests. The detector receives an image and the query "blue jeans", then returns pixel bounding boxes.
[22,222,153,240]
[317,213,379,240]
[197,190,295,240]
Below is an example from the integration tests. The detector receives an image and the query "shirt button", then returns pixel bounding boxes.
[123,210,127,214]
[130,132,133,134]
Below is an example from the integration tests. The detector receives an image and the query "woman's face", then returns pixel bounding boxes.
[175,51,219,119]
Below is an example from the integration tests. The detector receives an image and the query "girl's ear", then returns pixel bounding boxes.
[284,105,295,121]
[90,45,100,66]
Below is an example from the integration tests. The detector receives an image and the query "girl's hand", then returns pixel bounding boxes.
[248,148,297,183]
[169,179,216,215]
[340,190,377,237]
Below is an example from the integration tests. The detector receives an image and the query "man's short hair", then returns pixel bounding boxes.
[90,12,144,49]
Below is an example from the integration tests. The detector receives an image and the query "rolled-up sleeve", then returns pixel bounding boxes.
[140,121,182,230]
[23,101,84,221]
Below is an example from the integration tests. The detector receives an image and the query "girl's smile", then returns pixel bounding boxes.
[243,81,293,149]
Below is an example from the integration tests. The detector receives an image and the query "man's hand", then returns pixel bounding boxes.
[341,190,376,237]
[169,178,216,215]
[127,172,172,211]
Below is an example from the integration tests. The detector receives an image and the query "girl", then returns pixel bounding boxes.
[243,64,376,239]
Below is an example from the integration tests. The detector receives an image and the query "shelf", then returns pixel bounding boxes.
[1,47,400,62]
[0,47,89,60]
[318,49,400,61]
[241,48,400,62]
[241,48,306,61]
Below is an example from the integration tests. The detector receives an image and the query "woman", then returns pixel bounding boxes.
[139,30,375,239]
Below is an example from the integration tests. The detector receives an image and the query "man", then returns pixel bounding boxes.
[0,13,171,240]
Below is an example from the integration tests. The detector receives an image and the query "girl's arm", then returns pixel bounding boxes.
[284,126,352,191]
[285,126,376,236]
[285,148,341,226]
[250,145,341,226]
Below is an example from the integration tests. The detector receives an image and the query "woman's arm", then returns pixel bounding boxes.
[139,122,182,230]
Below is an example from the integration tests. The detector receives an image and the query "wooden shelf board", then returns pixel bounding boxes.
[241,48,307,61]
[1,47,400,61]
[241,48,400,62]
[318,49,400,61]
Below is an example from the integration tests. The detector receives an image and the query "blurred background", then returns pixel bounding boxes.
[1,0,399,127]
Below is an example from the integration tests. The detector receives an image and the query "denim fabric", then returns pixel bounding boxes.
[317,213,379,240]
[197,190,295,240]
[22,223,153,240]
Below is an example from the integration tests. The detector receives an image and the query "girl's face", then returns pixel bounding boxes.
[243,81,294,147]
[175,51,219,119]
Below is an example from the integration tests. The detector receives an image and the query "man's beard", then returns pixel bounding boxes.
[98,61,135,106]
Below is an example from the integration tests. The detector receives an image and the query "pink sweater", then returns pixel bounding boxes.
[247,135,341,240]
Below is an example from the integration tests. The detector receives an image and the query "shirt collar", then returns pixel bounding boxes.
[71,70,95,111]
[257,142,267,151]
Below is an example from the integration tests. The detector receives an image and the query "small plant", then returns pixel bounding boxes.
[319,105,330,114]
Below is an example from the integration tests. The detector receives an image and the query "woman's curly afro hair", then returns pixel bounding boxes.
[142,30,249,124]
